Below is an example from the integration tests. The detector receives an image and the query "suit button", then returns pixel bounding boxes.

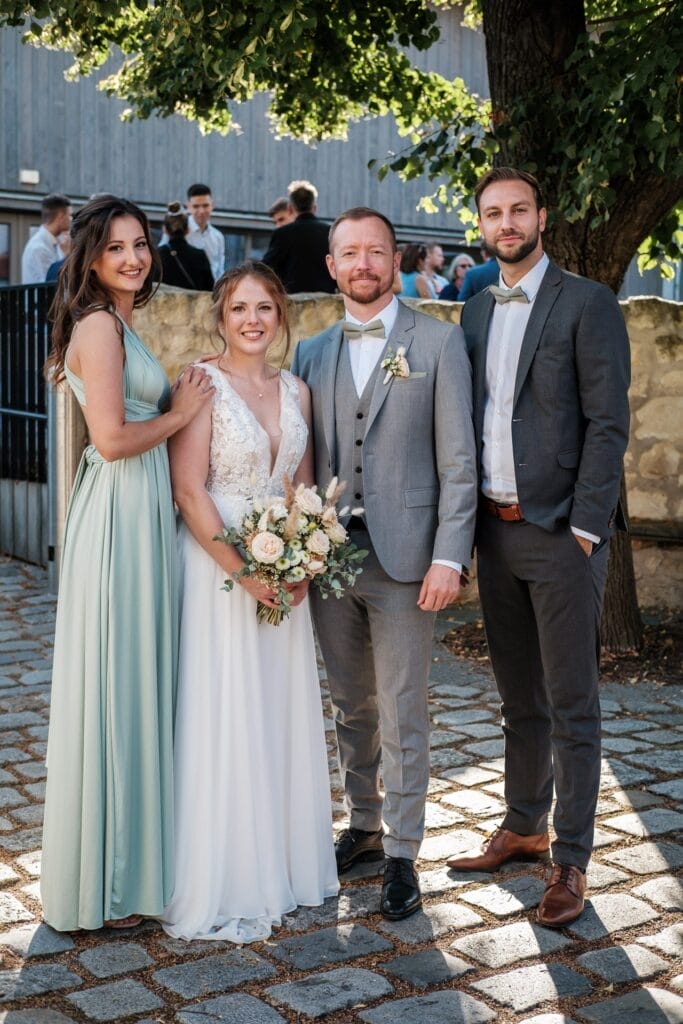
[355,439,362,446]
[355,466,362,473]
[356,412,363,419]
[355,492,362,500]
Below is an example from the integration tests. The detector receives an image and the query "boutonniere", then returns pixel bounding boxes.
[381,346,410,385]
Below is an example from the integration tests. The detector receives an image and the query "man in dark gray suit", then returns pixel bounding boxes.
[448,168,630,927]
[292,207,477,920]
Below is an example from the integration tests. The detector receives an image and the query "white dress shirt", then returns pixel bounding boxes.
[343,296,463,573]
[482,252,598,544]
[21,226,61,283]
[186,217,225,281]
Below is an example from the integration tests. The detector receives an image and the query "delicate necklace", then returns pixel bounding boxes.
[218,359,276,399]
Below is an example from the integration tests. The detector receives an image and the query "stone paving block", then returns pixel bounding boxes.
[67,980,163,1021]
[382,948,473,988]
[418,829,483,863]
[603,808,683,837]
[518,1016,580,1024]
[577,942,668,982]
[451,920,572,968]
[672,974,683,992]
[0,820,12,833]
[463,739,506,758]
[267,967,393,1019]
[79,942,154,978]
[0,788,27,810]
[611,788,664,810]
[0,1011,77,1023]
[0,829,43,853]
[23,784,45,802]
[601,719,657,734]
[0,865,18,888]
[19,672,52,687]
[624,749,680,774]
[0,964,82,1001]
[13,763,46,782]
[0,750,30,765]
[11,806,44,827]
[585,860,629,889]
[440,765,501,786]
[648,778,683,801]
[451,722,502,739]
[176,993,287,1023]
[432,708,495,727]
[633,875,683,912]
[423,801,465,829]
[0,713,44,730]
[429,748,472,771]
[282,885,382,930]
[429,729,466,748]
[14,852,40,878]
[633,728,683,745]
[566,893,659,939]
[420,865,490,895]
[442,789,506,816]
[472,963,592,1012]
[603,840,683,874]
[0,923,74,958]
[154,949,276,997]
[426,776,451,794]
[0,771,16,786]
[337,857,384,881]
[268,924,391,970]
[598,759,655,790]
[0,893,33,926]
[460,875,546,917]
[591,827,622,849]
[378,902,482,943]
[20,882,40,902]
[600,736,654,754]
[637,923,683,957]
[359,990,496,1024]
[576,986,683,1023]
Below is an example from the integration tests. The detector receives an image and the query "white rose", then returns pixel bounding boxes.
[325,521,347,544]
[269,504,288,522]
[307,529,331,556]
[250,531,284,564]
[296,487,323,515]
[308,558,326,574]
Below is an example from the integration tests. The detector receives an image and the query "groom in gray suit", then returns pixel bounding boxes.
[292,207,477,920]
[448,168,630,927]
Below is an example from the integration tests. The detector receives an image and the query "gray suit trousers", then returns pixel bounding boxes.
[310,527,435,860]
[477,515,609,869]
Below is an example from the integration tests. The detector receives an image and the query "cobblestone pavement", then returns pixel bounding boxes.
[0,555,681,1024]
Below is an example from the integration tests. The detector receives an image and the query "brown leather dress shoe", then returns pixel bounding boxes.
[446,827,550,871]
[537,863,586,927]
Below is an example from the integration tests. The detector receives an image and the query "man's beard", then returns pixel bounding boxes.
[487,229,540,265]
[345,274,389,305]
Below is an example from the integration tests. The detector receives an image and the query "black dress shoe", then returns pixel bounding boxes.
[334,827,384,874]
[380,857,422,920]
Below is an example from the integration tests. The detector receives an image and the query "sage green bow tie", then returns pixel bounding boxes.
[341,319,385,339]
[489,284,529,304]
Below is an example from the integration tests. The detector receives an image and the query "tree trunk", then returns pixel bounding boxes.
[601,476,644,651]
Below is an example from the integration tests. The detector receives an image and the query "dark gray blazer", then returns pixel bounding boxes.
[292,301,478,581]
[461,261,630,537]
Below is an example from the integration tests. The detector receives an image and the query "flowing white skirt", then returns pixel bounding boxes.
[162,516,339,943]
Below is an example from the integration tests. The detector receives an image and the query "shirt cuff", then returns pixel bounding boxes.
[432,559,463,574]
[571,527,600,545]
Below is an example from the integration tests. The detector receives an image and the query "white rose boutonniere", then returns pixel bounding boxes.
[381,346,410,385]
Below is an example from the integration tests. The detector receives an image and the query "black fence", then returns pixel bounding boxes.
[0,283,55,483]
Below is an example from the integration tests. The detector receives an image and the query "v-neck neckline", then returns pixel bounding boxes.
[217,366,284,478]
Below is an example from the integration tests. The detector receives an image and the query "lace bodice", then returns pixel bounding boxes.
[203,365,308,506]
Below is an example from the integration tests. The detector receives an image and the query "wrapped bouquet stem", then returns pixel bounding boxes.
[215,476,368,625]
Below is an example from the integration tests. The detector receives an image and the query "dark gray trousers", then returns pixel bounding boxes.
[476,515,609,869]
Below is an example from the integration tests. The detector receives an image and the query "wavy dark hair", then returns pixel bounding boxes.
[210,260,292,361]
[45,194,160,382]
[400,242,427,274]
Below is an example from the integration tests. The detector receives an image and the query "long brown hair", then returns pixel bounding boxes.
[210,261,291,360]
[45,194,160,382]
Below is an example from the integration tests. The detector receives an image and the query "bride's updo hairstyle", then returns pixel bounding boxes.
[46,193,160,382]
[210,260,291,360]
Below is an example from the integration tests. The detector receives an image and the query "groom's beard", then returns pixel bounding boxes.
[344,271,392,306]
[487,227,540,265]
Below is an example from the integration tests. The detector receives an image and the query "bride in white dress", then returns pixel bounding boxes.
[162,262,339,942]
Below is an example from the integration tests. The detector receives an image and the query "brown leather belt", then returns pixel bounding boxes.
[482,497,524,522]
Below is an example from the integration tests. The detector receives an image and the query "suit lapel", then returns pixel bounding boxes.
[471,293,495,424]
[365,301,416,435]
[320,323,344,470]
[513,262,563,407]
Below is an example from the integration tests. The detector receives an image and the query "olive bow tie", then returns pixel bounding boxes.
[489,284,530,304]
[341,319,386,339]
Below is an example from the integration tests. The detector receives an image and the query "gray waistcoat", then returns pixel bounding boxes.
[334,342,382,519]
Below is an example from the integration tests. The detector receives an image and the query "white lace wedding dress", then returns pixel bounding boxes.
[162,365,339,942]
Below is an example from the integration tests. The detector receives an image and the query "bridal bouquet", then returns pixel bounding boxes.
[216,477,368,625]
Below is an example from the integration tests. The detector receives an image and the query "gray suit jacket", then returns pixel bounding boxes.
[462,261,631,537]
[292,301,477,581]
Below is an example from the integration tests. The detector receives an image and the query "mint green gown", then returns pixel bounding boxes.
[41,315,178,931]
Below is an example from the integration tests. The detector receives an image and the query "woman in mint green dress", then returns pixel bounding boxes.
[41,195,213,931]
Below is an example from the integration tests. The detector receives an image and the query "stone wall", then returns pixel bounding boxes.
[136,287,682,609]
